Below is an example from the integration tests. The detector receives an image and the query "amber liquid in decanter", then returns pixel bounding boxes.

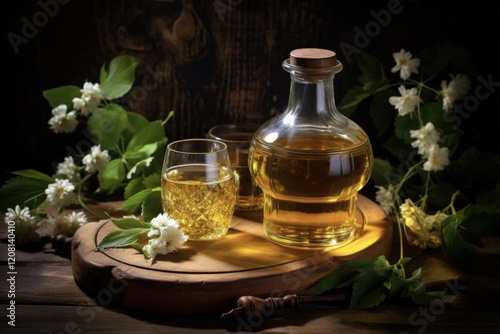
[249,48,373,248]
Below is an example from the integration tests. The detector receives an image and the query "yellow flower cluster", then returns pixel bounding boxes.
[399,199,446,249]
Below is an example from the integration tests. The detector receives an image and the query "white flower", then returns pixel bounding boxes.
[82,145,110,173]
[48,104,78,133]
[375,186,394,214]
[441,80,455,112]
[399,199,442,249]
[423,144,450,172]
[72,97,85,111]
[449,74,471,98]
[143,213,188,261]
[45,178,75,207]
[4,205,35,225]
[56,156,81,182]
[52,211,87,236]
[389,86,423,116]
[410,122,440,157]
[73,82,102,116]
[391,49,420,80]
[440,74,471,112]
[4,205,39,244]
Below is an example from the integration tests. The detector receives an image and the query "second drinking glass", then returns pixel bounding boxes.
[208,124,263,211]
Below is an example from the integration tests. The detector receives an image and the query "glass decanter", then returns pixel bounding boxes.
[249,48,373,248]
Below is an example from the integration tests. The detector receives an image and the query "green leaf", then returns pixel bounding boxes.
[369,89,397,136]
[476,189,500,213]
[372,255,391,275]
[355,52,386,82]
[126,120,166,153]
[403,268,444,304]
[421,103,462,143]
[371,158,400,186]
[99,55,140,100]
[123,112,150,143]
[408,283,444,305]
[441,213,473,267]
[144,147,167,176]
[427,183,457,209]
[395,258,412,268]
[349,267,388,310]
[10,169,54,182]
[470,192,500,214]
[0,176,52,212]
[394,114,420,143]
[448,148,500,191]
[392,102,449,145]
[97,159,126,194]
[441,204,499,257]
[382,135,414,158]
[143,173,161,189]
[129,242,145,254]
[121,188,153,213]
[142,189,162,223]
[42,85,81,108]
[126,157,155,179]
[123,140,167,163]
[338,86,370,116]
[124,177,146,200]
[111,217,150,229]
[96,227,149,250]
[440,130,463,156]
[305,255,440,310]
[387,273,408,298]
[87,104,128,150]
[420,42,479,76]
[302,258,374,295]
[458,207,497,245]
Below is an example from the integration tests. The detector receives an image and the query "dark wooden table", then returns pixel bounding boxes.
[1,200,499,334]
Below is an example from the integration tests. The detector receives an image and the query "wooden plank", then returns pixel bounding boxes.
[2,294,499,334]
[0,263,92,306]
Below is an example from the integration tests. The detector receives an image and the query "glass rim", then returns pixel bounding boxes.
[207,123,260,143]
[166,138,228,154]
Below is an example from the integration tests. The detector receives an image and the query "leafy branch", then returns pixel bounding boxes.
[305,43,499,310]
[0,55,172,241]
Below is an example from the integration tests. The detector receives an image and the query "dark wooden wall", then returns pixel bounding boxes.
[3,0,499,185]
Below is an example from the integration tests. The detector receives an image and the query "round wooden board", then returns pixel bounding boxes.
[71,195,392,314]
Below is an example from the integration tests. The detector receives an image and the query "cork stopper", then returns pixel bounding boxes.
[289,48,337,68]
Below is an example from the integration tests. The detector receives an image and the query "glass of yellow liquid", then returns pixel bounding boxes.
[161,139,237,240]
[207,124,263,211]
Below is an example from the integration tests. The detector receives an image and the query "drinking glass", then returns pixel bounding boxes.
[207,124,263,211]
[161,139,237,240]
